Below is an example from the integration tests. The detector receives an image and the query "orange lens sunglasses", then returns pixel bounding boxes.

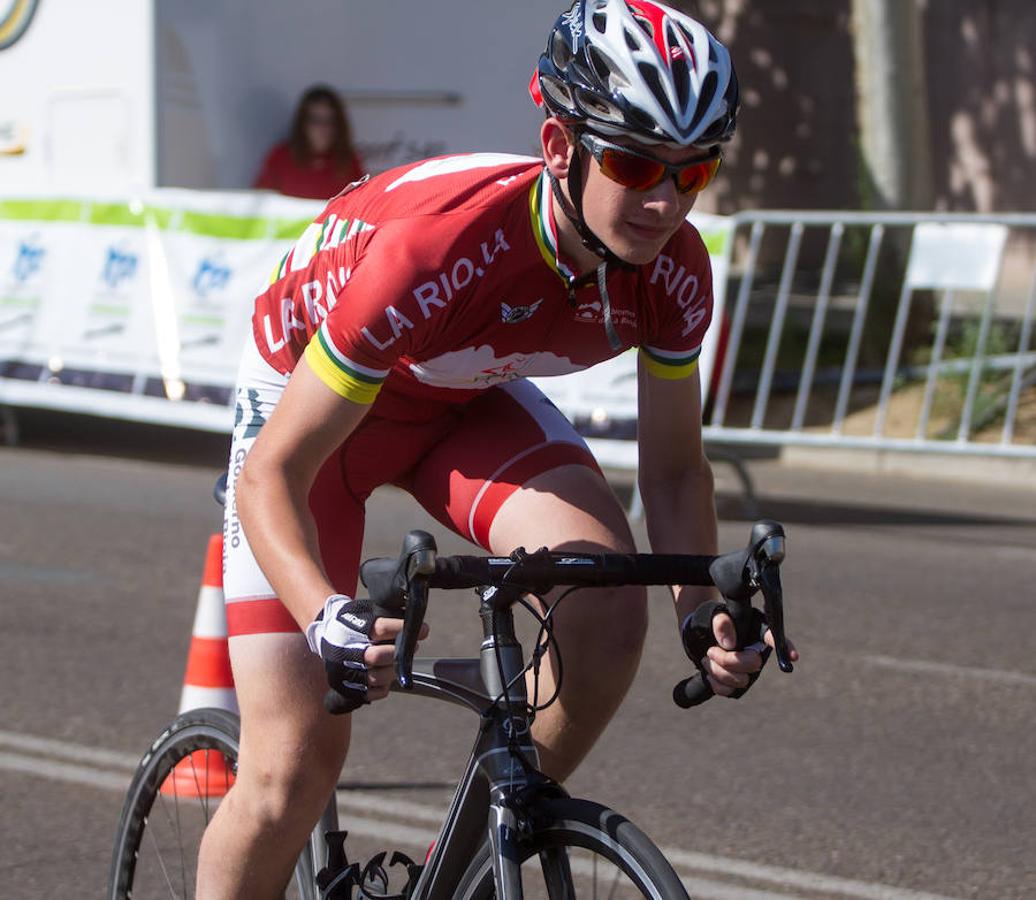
[579,133,722,194]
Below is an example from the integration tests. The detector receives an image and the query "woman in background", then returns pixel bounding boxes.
[254,84,365,200]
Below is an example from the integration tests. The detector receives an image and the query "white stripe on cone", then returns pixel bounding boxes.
[191,585,228,640]
[179,684,239,715]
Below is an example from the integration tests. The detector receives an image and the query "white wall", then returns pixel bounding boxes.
[0,0,155,193]
[0,1,566,193]
[155,0,564,189]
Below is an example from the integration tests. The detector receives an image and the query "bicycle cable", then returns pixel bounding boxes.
[488,584,569,714]
[488,550,575,772]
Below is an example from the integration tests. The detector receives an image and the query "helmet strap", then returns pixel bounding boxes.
[546,129,633,273]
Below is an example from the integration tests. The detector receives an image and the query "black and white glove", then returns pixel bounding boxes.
[680,600,771,699]
[306,594,376,713]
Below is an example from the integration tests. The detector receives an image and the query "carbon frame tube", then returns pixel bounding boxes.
[407,589,546,899]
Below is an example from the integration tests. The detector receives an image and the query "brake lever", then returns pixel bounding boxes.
[750,521,793,674]
[758,562,793,673]
[393,532,437,690]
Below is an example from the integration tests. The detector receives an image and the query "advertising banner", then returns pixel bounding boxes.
[0,189,731,437]
[0,190,319,428]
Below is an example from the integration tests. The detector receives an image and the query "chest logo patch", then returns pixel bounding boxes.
[501,299,543,324]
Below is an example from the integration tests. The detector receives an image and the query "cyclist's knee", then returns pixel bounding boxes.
[233,741,343,829]
[601,584,649,655]
[562,584,649,675]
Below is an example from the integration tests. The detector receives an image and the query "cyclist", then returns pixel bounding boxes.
[199,2,797,896]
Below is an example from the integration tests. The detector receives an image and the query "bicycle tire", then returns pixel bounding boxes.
[107,707,316,899]
[452,797,689,899]
[107,707,244,900]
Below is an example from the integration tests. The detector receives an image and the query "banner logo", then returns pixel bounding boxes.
[192,256,232,299]
[12,237,44,282]
[100,245,138,290]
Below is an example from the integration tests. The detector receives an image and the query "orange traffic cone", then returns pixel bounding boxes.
[161,533,238,798]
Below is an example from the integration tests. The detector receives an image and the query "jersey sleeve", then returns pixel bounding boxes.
[301,217,455,404]
[638,225,714,381]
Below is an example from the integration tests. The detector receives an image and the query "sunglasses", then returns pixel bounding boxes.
[578,133,722,194]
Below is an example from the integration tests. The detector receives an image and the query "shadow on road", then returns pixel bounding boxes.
[10,409,1034,533]
[716,491,1036,529]
[7,408,230,468]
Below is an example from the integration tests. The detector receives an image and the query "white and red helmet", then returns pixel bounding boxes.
[531,0,739,148]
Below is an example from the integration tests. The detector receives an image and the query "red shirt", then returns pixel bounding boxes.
[253,142,364,201]
[252,154,713,414]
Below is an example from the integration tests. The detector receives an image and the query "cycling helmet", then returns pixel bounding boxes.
[531,0,739,148]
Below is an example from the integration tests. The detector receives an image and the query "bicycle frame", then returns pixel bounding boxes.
[296,522,792,898]
[305,583,558,900]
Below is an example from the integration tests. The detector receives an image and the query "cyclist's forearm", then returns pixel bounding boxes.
[236,456,335,627]
[235,361,370,627]
[639,459,719,621]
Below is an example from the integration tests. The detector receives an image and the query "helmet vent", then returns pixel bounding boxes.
[588,46,616,84]
[626,104,657,132]
[592,11,608,33]
[541,75,576,113]
[576,87,627,124]
[631,13,654,40]
[624,27,640,51]
[672,57,690,110]
[665,22,680,55]
[551,31,573,71]
[687,70,717,133]
[637,61,675,121]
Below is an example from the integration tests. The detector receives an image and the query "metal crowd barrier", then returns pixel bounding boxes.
[703,210,1036,460]
[3,201,1033,473]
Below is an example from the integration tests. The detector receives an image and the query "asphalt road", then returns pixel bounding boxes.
[1,413,1034,899]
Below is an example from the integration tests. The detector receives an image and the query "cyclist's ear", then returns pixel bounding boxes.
[541,117,575,178]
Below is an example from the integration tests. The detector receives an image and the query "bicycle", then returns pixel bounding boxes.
[108,520,793,899]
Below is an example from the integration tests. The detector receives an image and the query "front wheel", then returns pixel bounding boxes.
[106,707,314,900]
[454,798,689,899]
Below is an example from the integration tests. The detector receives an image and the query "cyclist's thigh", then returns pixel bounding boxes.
[408,379,635,554]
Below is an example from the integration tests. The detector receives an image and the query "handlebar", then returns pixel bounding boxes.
[324,520,793,714]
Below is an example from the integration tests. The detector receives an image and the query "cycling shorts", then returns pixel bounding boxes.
[222,337,601,637]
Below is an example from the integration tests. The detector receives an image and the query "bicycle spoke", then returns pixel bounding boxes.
[144,806,184,898]
[518,845,664,898]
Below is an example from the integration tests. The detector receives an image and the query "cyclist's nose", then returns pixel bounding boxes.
[642,175,685,214]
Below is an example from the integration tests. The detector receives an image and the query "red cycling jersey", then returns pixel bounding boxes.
[251,153,713,413]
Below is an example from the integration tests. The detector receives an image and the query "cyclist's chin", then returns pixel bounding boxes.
[607,231,672,266]
[600,220,679,265]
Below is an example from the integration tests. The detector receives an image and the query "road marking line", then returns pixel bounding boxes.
[0,750,130,791]
[0,561,92,583]
[0,730,964,900]
[665,847,959,900]
[338,788,449,825]
[679,879,799,900]
[0,729,141,769]
[861,655,1036,687]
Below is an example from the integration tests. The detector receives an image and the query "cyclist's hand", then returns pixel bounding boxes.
[702,611,798,697]
[364,615,429,701]
[306,594,429,712]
